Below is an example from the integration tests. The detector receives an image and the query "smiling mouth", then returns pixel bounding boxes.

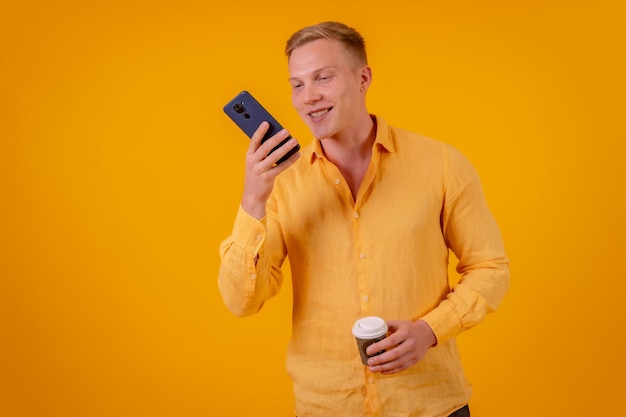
[309,107,332,118]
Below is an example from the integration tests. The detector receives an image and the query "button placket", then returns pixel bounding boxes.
[353,207,371,314]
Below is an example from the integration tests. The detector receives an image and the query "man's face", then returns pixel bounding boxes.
[288,38,370,140]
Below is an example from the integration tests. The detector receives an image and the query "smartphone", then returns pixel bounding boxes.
[223,90,300,165]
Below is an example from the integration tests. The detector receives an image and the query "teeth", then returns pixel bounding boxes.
[310,108,329,118]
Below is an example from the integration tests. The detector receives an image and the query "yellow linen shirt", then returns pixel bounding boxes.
[218,116,509,417]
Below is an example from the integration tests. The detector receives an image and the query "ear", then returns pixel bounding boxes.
[360,65,373,92]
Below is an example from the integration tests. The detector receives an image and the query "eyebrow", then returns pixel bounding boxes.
[288,66,337,82]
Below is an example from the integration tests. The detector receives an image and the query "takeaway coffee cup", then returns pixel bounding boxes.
[352,316,388,365]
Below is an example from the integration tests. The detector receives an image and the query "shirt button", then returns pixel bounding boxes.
[359,253,366,259]
[255,235,262,241]
[251,274,257,280]
[334,178,341,184]
[363,295,370,302]
[353,212,359,218]
[368,378,375,384]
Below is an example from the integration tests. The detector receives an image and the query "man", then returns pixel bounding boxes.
[218,21,509,417]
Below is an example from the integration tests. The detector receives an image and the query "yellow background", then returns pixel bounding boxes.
[1,0,624,416]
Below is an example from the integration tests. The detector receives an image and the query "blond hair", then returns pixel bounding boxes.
[285,21,367,66]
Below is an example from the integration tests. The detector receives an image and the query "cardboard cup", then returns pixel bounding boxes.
[352,316,388,365]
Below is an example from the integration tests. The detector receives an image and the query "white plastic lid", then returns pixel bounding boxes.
[352,316,387,338]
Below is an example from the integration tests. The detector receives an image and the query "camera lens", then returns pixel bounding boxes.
[233,103,245,114]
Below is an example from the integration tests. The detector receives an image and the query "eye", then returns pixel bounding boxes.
[317,73,334,83]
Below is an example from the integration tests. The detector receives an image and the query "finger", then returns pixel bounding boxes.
[264,137,300,167]
[270,148,301,174]
[366,338,391,357]
[256,129,291,160]
[247,122,270,155]
[380,362,410,375]
[247,139,300,187]
[378,360,407,374]
[367,337,408,366]
[385,319,405,333]
[366,325,406,356]
[369,350,411,374]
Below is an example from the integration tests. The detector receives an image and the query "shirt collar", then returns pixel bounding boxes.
[309,115,395,164]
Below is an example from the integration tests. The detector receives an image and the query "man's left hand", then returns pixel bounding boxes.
[366,319,437,375]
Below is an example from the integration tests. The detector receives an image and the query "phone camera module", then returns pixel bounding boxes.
[233,103,245,114]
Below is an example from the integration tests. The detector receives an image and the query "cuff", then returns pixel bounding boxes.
[420,302,463,346]
[231,205,267,255]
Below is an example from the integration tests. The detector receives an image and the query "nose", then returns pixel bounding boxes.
[303,84,322,105]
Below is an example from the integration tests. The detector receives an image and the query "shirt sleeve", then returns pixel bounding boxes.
[217,204,285,317]
[421,144,510,345]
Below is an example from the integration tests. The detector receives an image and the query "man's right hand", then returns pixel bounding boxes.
[241,121,301,219]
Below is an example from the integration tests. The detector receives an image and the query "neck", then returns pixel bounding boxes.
[320,113,376,164]
[319,115,377,200]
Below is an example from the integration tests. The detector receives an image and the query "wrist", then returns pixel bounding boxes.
[417,319,438,347]
[241,195,266,220]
